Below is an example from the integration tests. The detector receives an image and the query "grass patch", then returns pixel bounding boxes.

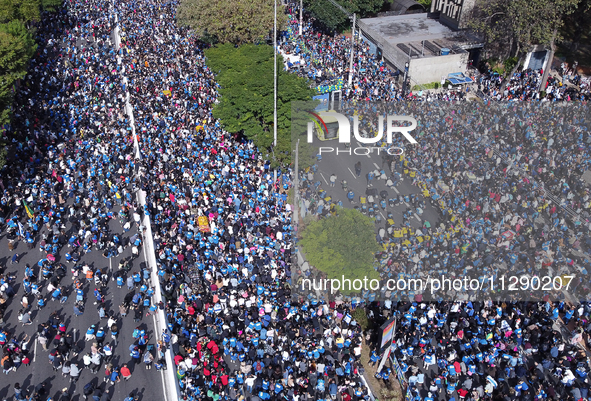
[412,81,440,90]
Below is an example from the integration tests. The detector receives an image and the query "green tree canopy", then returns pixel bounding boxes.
[178,0,287,45]
[0,20,36,75]
[0,19,36,132]
[0,0,45,23]
[205,43,317,167]
[300,208,380,295]
[303,0,385,32]
[468,0,578,60]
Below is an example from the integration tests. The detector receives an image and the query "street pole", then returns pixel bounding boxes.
[274,0,278,190]
[402,61,409,97]
[294,139,300,231]
[274,0,277,149]
[348,13,356,89]
[299,0,303,36]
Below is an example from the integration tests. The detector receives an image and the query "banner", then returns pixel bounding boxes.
[391,354,406,385]
[405,388,413,401]
[198,216,210,233]
[380,318,396,350]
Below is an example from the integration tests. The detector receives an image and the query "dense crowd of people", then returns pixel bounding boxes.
[280,3,591,103]
[383,298,591,401]
[1,0,591,400]
[113,1,375,401]
[0,0,166,399]
[282,3,591,401]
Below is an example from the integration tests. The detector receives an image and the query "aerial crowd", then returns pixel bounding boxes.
[0,0,590,400]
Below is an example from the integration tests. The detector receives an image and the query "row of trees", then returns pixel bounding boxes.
[467,0,582,89]
[0,0,61,167]
[204,44,317,168]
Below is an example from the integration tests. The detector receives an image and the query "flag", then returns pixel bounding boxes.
[23,201,34,218]
[18,221,25,237]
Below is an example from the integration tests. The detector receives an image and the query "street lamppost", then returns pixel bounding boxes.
[402,61,409,97]
[273,0,278,188]
[348,13,356,89]
[299,0,303,36]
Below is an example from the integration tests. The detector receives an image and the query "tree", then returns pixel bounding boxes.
[0,0,44,24]
[303,0,385,32]
[300,208,380,295]
[40,0,62,12]
[468,0,578,90]
[562,0,591,53]
[351,307,370,331]
[0,20,36,130]
[205,44,317,167]
[178,0,287,45]
[0,21,37,75]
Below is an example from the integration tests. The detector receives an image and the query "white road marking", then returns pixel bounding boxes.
[319,172,329,186]
[404,202,410,207]
[373,162,380,169]
[393,187,400,194]
[379,211,386,219]
[347,167,356,179]
[414,213,422,221]
[33,338,37,362]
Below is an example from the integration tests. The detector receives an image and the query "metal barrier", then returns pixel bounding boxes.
[112,6,181,401]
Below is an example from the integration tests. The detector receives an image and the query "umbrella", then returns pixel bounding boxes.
[47,254,56,262]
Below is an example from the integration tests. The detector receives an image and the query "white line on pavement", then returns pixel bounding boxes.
[319,172,329,185]
[348,167,356,179]
[393,187,400,194]
[373,162,380,169]
[33,338,37,362]
[414,213,422,221]
[379,211,386,219]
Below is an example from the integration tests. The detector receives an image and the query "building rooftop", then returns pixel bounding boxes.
[358,14,481,58]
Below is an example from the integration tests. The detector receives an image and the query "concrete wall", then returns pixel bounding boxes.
[431,0,475,30]
[409,51,469,85]
[358,21,469,85]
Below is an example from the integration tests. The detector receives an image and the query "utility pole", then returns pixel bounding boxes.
[299,0,303,36]
[402,61,409,97]
[348,13,356,88]
[294,139,300,232]
[274,0,278,189]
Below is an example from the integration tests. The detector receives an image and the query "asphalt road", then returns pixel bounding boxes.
[0,32,165,401]
[0,201,165,401]
[308,138,441,231]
